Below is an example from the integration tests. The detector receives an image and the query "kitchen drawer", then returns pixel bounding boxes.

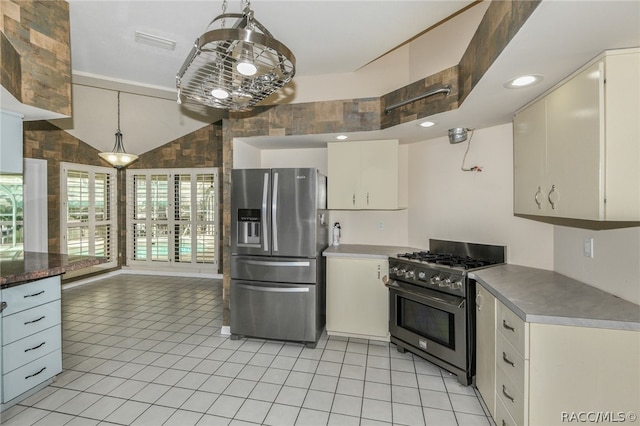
[2,301,61,345]
[497,302,528,358]
[3,325,61,373]
[1,276,61,316]
[495,392,520,426]
[2,349,61,402]
[496,332,528,392]
[496,364,526,426]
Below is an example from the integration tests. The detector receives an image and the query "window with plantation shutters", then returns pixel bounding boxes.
[126,168,218,273]
[60,163,117,268]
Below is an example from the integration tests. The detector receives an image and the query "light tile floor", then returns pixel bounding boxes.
[1,274,494,426]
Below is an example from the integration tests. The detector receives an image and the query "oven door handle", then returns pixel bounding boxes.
[386,280,465,309]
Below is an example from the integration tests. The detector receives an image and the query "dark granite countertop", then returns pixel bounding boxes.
[0,252,106,288]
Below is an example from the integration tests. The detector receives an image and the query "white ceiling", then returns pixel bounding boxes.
[57,1,640,151]
[68,0,474,88]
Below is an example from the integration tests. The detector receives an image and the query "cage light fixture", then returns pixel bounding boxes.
[176,0,296,111]
[99,91,139,168]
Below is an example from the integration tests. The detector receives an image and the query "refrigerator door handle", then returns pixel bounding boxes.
[237,259,311,267]
[236,283,310,293]
[262,172,269,252]
[272,171,279,253]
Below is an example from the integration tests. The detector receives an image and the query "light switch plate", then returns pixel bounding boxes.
[583,238,594,258]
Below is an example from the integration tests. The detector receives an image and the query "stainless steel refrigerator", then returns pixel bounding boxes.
[230,168,328,348]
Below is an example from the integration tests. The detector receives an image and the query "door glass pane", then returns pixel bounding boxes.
[0,174,24,255]
[151,223,168,262]
[67,170,89,223]
[134,175,147,220]
[174,224,191,263]
[67,226,89,256]
[94,225,110,258]
[133,223,146,260]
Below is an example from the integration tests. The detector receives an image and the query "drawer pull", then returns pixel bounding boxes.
[25,342,46,352]
[0,301,6,313]
[502,420,508,426]
[24,315,46,325]
[24,290,45,298]
[25,367,46,380]
[502,319,516,332]
[502,351,515,367]
[502,384,515,402]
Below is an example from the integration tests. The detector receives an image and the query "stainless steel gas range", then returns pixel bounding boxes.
[386,239,506,385]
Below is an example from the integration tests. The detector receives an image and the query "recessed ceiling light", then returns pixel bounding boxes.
[135,31,176,51]
[504,74,543,89]
[336,135,348,140]
[418,120,436,128]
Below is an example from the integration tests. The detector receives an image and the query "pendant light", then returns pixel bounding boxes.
[99,91,138,168]
[176,0,296,111]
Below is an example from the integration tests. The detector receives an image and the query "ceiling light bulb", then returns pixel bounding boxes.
[419,121,436,128]
[336,135,348,140]
[512,75,536,86]
[211,88,230,99]
[108,154,118,162]
[504,74,543,89]
[121,155,131,163]
[237,61,258,76]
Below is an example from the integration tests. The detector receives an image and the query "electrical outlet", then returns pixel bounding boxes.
[583,238,594,258]
[377,220,384,231]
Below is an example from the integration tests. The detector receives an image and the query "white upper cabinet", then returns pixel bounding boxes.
[0,110,24,174]
[328,139,406,210]
[513,48,640,221]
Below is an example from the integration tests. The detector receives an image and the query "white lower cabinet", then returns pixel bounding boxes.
[326,256,389,341]
[476,283,640,426]
[1,276,62,406]
[475,284,496,417]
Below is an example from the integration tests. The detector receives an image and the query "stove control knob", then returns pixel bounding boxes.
[390,266,399,275]
[397,269,406,277]
[430,274,441,285]
[440,277,452,288]
[451,280,463,290]
[417,271,427,281]
[405,270,415,279]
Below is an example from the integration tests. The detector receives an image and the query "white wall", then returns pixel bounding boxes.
[406,123,554,269]
[232,140,261,169]
[260,148,328,176]
[554,226,640,305]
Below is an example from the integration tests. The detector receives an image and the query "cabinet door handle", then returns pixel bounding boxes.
[502,351,515,367]
[24,315,46,325]
[25,342,46,352]
[367,192,370,205]
[475,292,483,310]
[548,185,557,209]
[25,367,46,380]
[24,290,45,298]
[534,186,542,209]
[502,319,515,332]
[352,193,355,206]
[502,385,515,402]
[0,301,6,313]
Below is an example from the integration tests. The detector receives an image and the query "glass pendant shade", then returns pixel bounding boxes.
[99,92,138,168]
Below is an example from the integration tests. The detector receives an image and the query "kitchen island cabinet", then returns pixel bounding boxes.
[327,139,406,210]
[472,265,640,426]
[513,48,640,221]
[0,252,105,410]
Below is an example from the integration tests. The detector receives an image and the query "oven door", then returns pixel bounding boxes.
[387,279,468,371]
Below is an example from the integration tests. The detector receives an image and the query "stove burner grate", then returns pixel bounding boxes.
[396,251,497,270]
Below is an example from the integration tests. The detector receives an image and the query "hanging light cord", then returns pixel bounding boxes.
[116,91,121,132]
[460,128,482,172]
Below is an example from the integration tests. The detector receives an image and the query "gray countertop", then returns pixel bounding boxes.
[323,244,422,259]
[471,264,640,331]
